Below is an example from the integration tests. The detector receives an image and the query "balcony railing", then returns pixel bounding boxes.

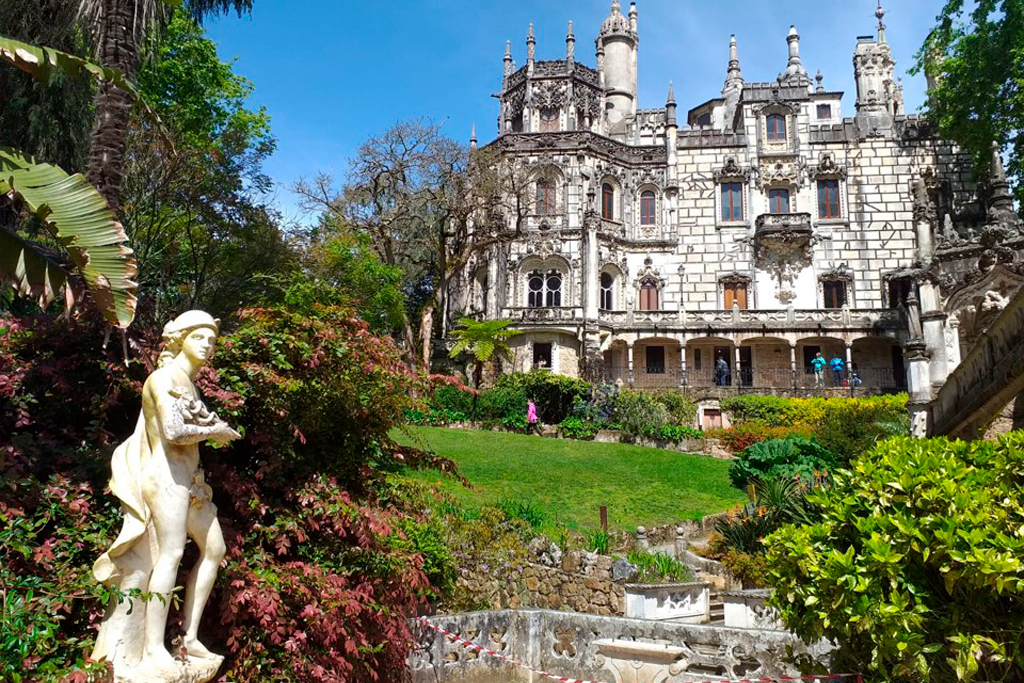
[505,306,583,323]
[754,212,813,250]
[599,365,904,391]
[596,308,903,329]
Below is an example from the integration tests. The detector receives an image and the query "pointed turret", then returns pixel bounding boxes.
[503,40,512,78]
[596,0,639,126]
[875,0,887,44]
[782,25,810,85]
[470,124,477,151]
[526,22,535,70]
[988,142,1018,223]
[566,20,575,65]
[722,34,743,95]
[854,3,897,134]
[666,81,676,125]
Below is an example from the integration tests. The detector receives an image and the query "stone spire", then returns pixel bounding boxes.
[815,69,824,93]
[566,20,575,64]
[628,2,638,35]
[526,22,535,66]
[503,40,512,79]
[876,0,887,44]
[782,25,809,84]
[722,34,743,95]
[470,124,477,150]
[988,142,1018,225]
[666,81,676,125]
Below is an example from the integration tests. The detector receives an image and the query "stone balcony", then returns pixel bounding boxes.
[753,212,813,250]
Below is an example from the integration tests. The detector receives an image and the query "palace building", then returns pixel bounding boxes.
[449,2,1024,430]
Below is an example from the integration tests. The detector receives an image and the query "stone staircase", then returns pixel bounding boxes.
[708,591,725,625]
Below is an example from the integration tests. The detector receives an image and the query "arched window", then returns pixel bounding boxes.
[766,113,787,142]
[640,190,657,225]
[526,269,563,307]
[639,279,660,311]
[600,272,614,310]
[539,106,559,132]
[545,272,562,306]
[601,183,615,220]
[536,179,555,215]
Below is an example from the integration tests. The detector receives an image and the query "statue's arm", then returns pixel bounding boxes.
[151,373,239,446]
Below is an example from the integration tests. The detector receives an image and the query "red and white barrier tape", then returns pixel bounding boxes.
[416,616,860,683]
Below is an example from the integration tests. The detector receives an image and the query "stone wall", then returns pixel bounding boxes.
[457,551,625,616]
[410,609,832,683]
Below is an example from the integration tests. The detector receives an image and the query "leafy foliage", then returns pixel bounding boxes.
[625,549,694,584]
[715,476,825,555]
[914,0,1024,210]
[765,435,1024,682]
[493,371,591,424]
[729,437,838,489]
[0,146,138,328]
[559,416,599,440]
[611,389,671,441]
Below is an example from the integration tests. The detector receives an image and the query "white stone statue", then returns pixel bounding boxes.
[93,310,241,683]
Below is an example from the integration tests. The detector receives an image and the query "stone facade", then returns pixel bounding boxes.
[449,3,1024,425]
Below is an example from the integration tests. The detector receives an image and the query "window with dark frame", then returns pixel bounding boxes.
[823,280,847,308]
[888,278,913,308]
[694,348,702,371]
[639,280,659,311]
[816,104,832,119]
[645,346,666,374]
[640,190,657,225]
[817,178,841,219]
[533,342,552,369]
[601,183,615,220]
[766,113,787,141]
[536,179,555,215]
[720,182,744,221]
[527,271,544,308]
[600,272,614,310]
[768,188,790,214]
[723,281,749,309]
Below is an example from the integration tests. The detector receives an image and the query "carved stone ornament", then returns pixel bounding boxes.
[93,311,241,683]
[533,80,567,109]
[633,256,666,288]
[809,152,847,180]
[756,157,804,189]
[819,263,853,282]
[713,156,751,183]
[945,263,1024,346]
[912,176,937,224]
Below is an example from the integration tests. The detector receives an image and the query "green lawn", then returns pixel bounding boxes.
[394,426,745,532]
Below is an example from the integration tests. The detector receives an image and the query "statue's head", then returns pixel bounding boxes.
[158,310,221,369]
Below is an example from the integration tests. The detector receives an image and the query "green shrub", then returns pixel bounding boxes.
[648,389,697,426]
[612,389,670,441]
[729,437,838,488]
[559,416,599,440]
[501,414,528,432]
[433,383,474,415]
[585,529,610,555]
[720,394,793,426]
[497,499,548,529]
[658,423,703,443]
[476,385,527,421]
[625,549,694,583]
[765,434,1024,682]
[715,476,823,554]
[709,422,815,453]
[814,401,909,460]
[494,372,591,424]
[406,408,468,425]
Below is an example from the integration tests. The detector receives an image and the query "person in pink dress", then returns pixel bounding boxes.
[526,400,539,435]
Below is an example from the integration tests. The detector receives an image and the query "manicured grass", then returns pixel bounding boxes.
[395,426,745,532]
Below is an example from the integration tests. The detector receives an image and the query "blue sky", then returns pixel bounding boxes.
[204,1,943,220]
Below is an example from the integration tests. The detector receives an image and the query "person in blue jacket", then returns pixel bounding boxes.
[810,352,827,388]
[829,354,845,386]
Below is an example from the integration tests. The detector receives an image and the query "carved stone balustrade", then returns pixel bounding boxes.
[753,212,813,251]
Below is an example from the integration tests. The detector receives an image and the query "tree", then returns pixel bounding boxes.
[296,121,532,370]
[119,9,289,320]
[915,0,1024,210]
[0,37,139,328]
[764,435,1024,682]
[75,0,253,212]
[448,317,521,419]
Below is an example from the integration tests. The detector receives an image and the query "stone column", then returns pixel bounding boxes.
[674,527,687,559]
[789,342,798,389]
[734,344,742,387]
[487,255,498,318]
[919,279,948,387]
[679,335,688,386]
[635,526,649,551]
[626,342,634,387]
[905,340,932,437]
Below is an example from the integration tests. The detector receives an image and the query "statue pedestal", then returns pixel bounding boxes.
[113,654,223,683]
